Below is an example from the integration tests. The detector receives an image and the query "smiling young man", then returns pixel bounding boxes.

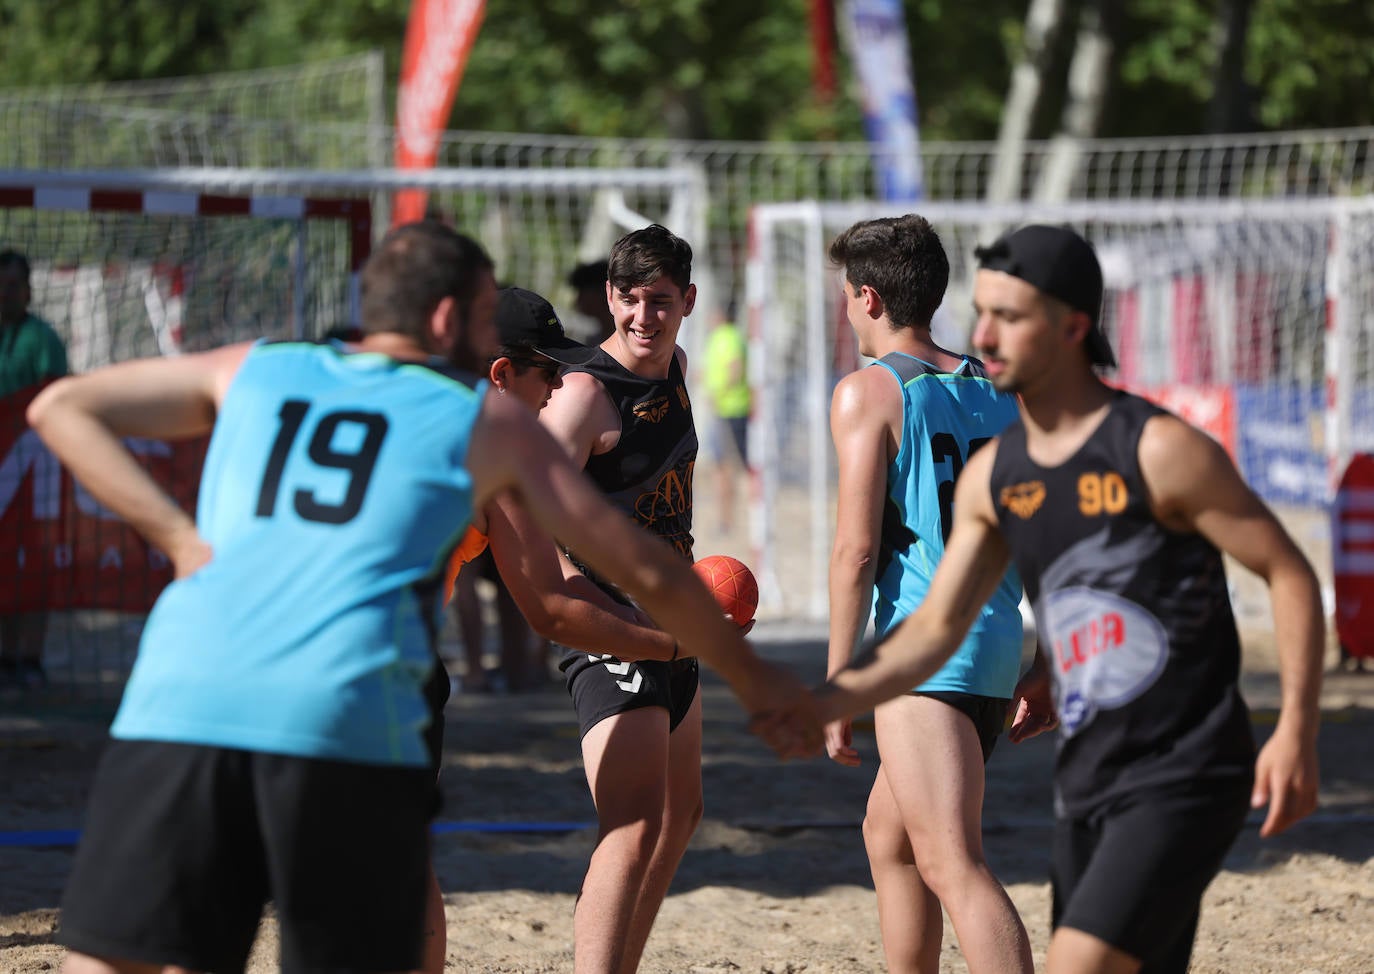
[533,224,706,974]
[767,224,1325,974]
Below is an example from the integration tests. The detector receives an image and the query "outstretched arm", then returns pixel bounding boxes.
[25,344,251,576]
[1140,414,1324,837]
[485,491,677,661]
[469,389,817,736]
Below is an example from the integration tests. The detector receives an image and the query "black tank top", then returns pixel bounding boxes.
[563,348,697,562]
[989,390,1254,817]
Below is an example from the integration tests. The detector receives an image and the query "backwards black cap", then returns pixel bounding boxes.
[495,287,599,366]
[974,224,1115,368]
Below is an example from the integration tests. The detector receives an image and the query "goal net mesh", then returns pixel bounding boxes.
[746,197,1374,622]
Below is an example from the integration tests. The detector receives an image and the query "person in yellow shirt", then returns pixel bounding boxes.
[702,307,751,534]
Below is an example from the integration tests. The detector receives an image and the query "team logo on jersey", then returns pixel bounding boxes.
[1000,480,1046,519]
[1039,586,1168,738]
[633,396,671,423]
[675,385,691,411]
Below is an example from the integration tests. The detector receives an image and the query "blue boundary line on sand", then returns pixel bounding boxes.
[6,810,1373,848]
[0,821,597,848]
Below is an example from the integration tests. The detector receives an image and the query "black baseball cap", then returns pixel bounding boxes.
[495,286,599,365]
[974,224,1116,368]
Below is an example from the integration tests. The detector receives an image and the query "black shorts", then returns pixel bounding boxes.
[559,651,700,738]
[60,739,436,974]
[915,690,1009,763]
[422,655,451,773]
[1051,778,1251,971]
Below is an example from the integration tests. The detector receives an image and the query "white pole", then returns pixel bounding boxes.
[804,201,830,618]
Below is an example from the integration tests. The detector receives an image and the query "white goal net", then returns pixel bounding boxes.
[746,197,1374,622]
[0,165,710,700]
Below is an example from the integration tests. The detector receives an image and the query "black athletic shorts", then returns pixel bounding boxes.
[915,690,1010,763]
[422,655,451,772]
[1051,777,1252,972]
[59,739,436,974]
[559,651,701,738]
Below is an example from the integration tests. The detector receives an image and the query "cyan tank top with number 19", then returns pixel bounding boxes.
[112,340,484,767]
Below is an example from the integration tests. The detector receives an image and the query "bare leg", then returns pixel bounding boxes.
[864,772,943,972]
[421,863,447,974]
[1046,927,1142,974]
[574,706,672,974]
[618,692,704,973]
[451,569,488,692]
[873,695,1033,974]
[62,953,190,974]
[491,575,537,691]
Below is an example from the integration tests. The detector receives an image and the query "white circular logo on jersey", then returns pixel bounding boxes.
[1039,586,1169,738]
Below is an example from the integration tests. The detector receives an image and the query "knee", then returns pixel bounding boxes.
[861,802,910,863]
[667,793,704,843]
[910,844,989,900]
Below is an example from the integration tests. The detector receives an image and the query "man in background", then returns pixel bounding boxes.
[702,306,751,535]
[567,259,616,344]
[1,248,69,688]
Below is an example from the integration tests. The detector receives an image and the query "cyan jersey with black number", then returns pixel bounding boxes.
[112,340,484,767]
[871,352,1024,698]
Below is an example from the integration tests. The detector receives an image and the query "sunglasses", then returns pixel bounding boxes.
[504,357,562,382]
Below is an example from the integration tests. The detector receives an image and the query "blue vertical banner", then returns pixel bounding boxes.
[840,0,924,201]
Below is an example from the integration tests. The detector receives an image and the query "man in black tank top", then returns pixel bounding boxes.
[533,225,717,974]
[774,225,1325,974]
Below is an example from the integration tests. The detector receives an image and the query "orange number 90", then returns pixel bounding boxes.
[1078,471,1128,516]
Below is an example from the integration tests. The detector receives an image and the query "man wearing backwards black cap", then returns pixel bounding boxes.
[765,225,1325,972]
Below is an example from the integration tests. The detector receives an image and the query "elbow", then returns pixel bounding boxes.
[830,541,874,577]
[25,378,70,433]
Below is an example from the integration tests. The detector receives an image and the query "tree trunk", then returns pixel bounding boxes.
[987,0,1069,202]
[1033,0,1119,202]
[1208,0,1255,133]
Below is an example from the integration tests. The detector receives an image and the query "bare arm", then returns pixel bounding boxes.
[485,491,677,661]
[1139,415,1323,837]
[815,443,1012,723]
[827,369,893,672]
[824,369,896,764]
[25,344,251,575]
[538,369,615,465]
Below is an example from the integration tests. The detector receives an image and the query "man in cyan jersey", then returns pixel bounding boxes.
[771,224,1325,974]
[823,215,1033,974]
[31,221,812,974]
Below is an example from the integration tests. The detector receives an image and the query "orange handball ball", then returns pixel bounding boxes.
[692,554,759,626]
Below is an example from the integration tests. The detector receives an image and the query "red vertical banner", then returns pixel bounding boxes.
[393,0,488,228]
[811,0,836,104]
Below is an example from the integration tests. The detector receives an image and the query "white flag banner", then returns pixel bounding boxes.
[839,0,924,201]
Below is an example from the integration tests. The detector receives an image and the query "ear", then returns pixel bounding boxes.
[682,282,698,317]
[1064,309,1093,349]
[604,280,616,313]
[860,284,884,320]
[430,295,458,353]
[488,355,512,389]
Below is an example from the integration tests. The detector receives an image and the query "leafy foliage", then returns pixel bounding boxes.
[0,0,1370,139]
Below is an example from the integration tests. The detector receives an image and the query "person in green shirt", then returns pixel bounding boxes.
[1,250,68,396]
[1,249,69,687]
[703,307,751,534]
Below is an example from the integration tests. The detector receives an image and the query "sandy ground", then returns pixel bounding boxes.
[2,475,1371,973]
[1,622,1372,974]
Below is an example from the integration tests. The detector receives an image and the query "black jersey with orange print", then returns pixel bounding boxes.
[563,348,697,562]
[989,390,1254,818]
